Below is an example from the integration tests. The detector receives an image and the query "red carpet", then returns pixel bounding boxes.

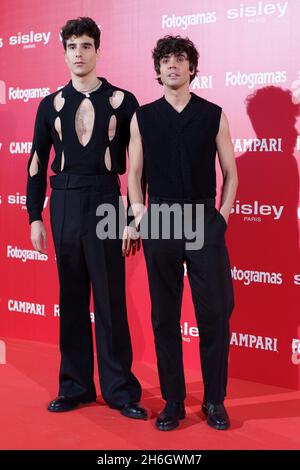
[1,338,300,450]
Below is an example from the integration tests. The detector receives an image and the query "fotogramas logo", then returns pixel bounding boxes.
[231,266,283,286]
[0,80,6,104]
[162,10,217,30]
[9,30,51,49]
[226,70,287,89]
[8,86,50,103]
[7,245,48,263]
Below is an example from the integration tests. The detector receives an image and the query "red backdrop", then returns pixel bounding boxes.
[0,0,299,389]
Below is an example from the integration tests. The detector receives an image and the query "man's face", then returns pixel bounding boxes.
[64,34,99,77]
[158,52,193,89]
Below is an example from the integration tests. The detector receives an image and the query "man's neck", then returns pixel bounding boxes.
[71,72,100,92]
[164,85,191,112]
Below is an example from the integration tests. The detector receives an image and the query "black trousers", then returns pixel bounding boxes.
[142,198,234,405]
[49,173,141,408]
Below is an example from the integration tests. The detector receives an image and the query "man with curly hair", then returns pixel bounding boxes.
[127,36,238,431]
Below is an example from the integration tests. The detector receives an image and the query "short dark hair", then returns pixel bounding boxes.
[152,35,199,85]
[61,17,101,50]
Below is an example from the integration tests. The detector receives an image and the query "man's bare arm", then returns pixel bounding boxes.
[122,112,144,256]
[128,113,145,222]
[216,111,238,223]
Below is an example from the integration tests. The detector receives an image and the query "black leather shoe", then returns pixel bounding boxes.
[155,402,185,431]
[202,401,230,430]
[120,402,148,420]
[48,394,96,412]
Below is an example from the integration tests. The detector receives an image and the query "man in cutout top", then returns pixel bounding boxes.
[26,17,146,419]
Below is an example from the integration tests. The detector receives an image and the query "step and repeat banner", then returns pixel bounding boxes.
[0,0,299,389]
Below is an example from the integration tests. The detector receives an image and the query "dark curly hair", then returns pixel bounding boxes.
[152,35,199,85]
[61,17,101,50]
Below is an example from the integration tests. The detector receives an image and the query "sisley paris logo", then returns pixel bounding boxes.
[8,193,27,206]
[231,200,284,220]
[0,80,6,104]
[227,1,288,20]
[7,193,48,209]
[9,30,51,48]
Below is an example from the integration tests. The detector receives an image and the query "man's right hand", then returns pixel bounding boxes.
[122,225,141,257]
[30,220,47,254]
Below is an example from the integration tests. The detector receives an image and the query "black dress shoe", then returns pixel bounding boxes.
[120,402,148,420]
[202,401,230,430]
[48,394,96,412]
[155,402,185,431]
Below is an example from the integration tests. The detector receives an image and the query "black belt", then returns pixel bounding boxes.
[50,173,120,190]
[148,196,215,207]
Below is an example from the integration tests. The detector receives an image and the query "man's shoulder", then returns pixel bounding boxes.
[105,80,137,101]
[38,89,60,108]
[104,81,139,113]
[137,97,163,113]
[192,93,222,112]
[34,91,59,117]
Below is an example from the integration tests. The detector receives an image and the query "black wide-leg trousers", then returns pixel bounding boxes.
[49,173,141,408]
[142,198,234,405]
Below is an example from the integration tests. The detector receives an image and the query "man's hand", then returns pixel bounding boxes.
[122,226,141,257]
[219,208,230,225]
[30,220,47,254]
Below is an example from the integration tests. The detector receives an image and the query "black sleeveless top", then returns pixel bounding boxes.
[136,93,222,199]
[26,77,138,223]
